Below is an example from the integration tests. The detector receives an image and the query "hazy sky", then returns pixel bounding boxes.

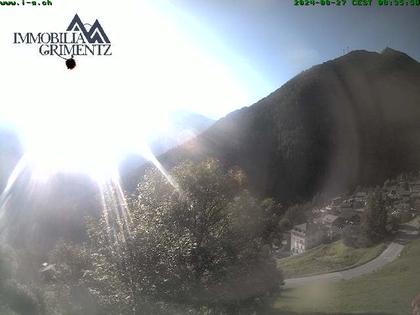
[170,0,420,102]
[1,1,418,120]
[0,0,418,174]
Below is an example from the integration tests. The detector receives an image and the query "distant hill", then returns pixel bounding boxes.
[149,110,215,155]
[138,48,420,204]
[120,111,214,189]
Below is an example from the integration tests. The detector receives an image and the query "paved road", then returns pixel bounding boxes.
[284,241,405,288]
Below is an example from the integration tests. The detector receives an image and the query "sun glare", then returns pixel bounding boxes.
[17,109,171,182]
[0,0,258,185]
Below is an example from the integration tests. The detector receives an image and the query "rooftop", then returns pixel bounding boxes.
[293,223,307,233]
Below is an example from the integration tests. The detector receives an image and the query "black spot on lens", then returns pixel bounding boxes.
[66,58,76,70]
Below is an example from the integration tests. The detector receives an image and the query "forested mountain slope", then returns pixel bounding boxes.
[142,48,420,204]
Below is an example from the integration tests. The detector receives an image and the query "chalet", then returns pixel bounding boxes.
[290,223,325,255]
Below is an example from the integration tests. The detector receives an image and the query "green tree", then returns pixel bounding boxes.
[362,189,388,244]
[260,198,284,245]
[86,159,282,314]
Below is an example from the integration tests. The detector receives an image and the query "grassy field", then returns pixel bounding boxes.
[405,216,420,229]
[270,239,420,315]
[277,240,386,278]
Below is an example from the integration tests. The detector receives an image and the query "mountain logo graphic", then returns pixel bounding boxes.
[67,14,110,44]
[13,13,113,64]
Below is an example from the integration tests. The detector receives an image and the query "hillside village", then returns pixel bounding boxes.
[282,173,420,255]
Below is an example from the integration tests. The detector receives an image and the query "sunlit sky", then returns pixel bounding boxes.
[0,0,419,178]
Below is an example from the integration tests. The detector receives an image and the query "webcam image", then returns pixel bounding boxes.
[0,1,420,314]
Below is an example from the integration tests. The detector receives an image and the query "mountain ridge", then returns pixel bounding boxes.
[133,48,420,204]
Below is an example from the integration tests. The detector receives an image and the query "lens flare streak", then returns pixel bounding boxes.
[0,157,28,220]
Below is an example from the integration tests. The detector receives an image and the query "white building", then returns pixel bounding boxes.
[290,223,325,255]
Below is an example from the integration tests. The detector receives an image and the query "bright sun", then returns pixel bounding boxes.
[0,0,260,183]
[18,107,170,182]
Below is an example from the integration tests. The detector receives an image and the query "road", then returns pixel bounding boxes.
[284,242,404,288]
[284,226,418,288]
